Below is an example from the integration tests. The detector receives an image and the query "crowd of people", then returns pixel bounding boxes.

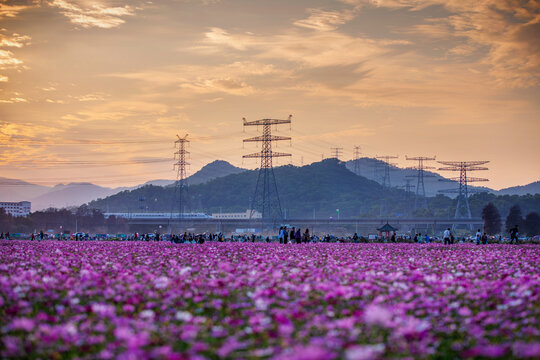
[0,225,527,244]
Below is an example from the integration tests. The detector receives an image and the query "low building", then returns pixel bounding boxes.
[211,210,262,220]
[0,201,31,217]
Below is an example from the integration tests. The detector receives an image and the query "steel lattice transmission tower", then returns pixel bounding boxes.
[173,134,190,227]
[405,156,436,210]
[243,115,292,229]
[353,146,362,175]
[399,179,416,216]
[330,147,344,160]
[376,155,398,188]
[438,160,489,229]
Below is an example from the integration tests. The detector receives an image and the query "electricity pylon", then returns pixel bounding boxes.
[330,147,343,160]
[376,155,398,188]
[353,146,362,176]
[243,115,292,230]
[171,134,190,231]
[438,160,489,230]
[400,179,416,216]
[406,155,436,211]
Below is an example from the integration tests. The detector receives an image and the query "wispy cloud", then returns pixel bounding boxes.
[0,31,31,81]
[351,0,540,87]
[0,32,31,47]
[0,1,37,19]
[49,0,136,29]
[202,27,407,68]
[294,8,357,31]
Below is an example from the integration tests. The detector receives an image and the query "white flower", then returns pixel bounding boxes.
[179,267,192,275]
[154,276,170,289]
[345,344,385,360]
[175,311,193,322]
[140,310,155,319]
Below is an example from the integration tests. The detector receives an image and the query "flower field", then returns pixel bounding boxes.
[1,241,539,359]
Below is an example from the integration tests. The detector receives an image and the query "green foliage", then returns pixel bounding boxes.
[505,204,524,233]
[481,202,502,235]
[0,207,128,234]
[523,212,540,236]
[87,160,540,221]
[89,160,413,218]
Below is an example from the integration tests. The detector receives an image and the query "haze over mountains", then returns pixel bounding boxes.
[0,161,245,210]
[1,159,538,211]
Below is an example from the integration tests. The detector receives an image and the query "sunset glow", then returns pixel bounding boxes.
[1,0,539,189]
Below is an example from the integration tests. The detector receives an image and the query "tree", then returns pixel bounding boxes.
[505,204,524,233]
[482,203,501,235]
[523,212,540,236]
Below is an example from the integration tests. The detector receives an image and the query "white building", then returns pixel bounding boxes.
[0,201,31,217]
[211,210,262,220]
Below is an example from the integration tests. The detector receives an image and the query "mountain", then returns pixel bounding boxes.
[30,183,120,210]
[140,179,176,187]
[129,160,245,189]
[345,158,493,197]
[0,177,50,202]
[184,160,245,186]
[1,160,245,211]
[497,181,540,196]
[88,159,540,219]
[89,159,414,218]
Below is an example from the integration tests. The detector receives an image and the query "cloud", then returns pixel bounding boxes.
[348,0,540,87]
[0,1,37,19]
[106,61,282,97]
[49,0,136,29]
[0,96,27,103]
[0,49,23,68]
[0,32,31,47]
[294,8,357,31]
[72,93,107,101]
[0,31,31,81]
[202,27,407,68]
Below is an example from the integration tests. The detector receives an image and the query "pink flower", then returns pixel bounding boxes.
[513,342,540,358]
[363,304,393,327]
[457,307,472,317]
[11,318,34,332]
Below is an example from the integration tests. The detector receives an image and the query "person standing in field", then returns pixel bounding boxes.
[443,228,451,245]
[283,227,288,244]
[304,228,310,243]
[475,229,482,245]
[295,228,301,244]
[482,232,488,245]
[509,225,519,244]
[289,227,295,244]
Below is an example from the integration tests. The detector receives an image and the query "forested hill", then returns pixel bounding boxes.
[88,159,540,219]
[88,159,410,218]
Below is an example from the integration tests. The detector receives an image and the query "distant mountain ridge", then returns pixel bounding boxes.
[87,159,540,219]
[497,181,540,196]
[0,160,246,210]
[1,159,538,211]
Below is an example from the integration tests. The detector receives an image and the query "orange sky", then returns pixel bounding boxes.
[1,0,539,190]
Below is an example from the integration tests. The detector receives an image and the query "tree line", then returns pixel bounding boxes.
[482,203,540,236]
[0,205,128,234]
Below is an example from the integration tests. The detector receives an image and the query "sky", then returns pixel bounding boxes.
[0,0,539,190]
